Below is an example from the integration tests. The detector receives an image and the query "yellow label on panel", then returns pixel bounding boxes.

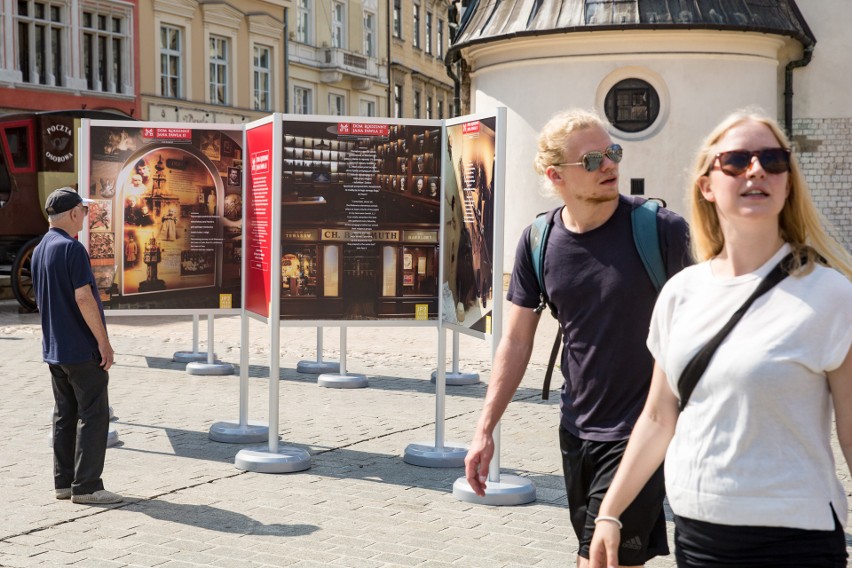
[485,315,492,334]
[219,294,233,309]
[415,304,429,320]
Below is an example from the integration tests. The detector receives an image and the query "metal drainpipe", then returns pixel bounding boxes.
[283,8,290,113]
[445,52,460,118]
[784,44,814,138]
[387,0,393,117]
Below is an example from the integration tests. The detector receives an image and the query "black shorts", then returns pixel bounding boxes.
[674,509,848,567]
[560,426,669,565]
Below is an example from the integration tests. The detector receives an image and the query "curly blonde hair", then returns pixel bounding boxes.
[688,110,852,278]
[534,109,606,196]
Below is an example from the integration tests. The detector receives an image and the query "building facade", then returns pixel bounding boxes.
[388,0,455,120]
[0,0,139,115]
[140,0,456,121]
[448,0,852,267]
[288,0,388,118]
[140,0,288,124]
[1,0,458,122]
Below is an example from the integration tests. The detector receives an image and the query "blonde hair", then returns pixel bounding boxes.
[534,109,606,195]
[688,110,852,278]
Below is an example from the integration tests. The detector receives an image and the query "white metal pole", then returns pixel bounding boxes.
[192,314,200,353]
[206,314,215,364]
[452,329,461,374]
[435,327,446,450]
[239,311,249,427]
[339,327,347,374]
[269,320,280,454]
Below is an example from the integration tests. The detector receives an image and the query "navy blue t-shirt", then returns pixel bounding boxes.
[508,195,691,441]
[32,228,105,365]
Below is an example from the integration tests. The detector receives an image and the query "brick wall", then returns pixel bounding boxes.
[792,117,852,253]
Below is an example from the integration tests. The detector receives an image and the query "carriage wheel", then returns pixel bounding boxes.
[11,236,41,312]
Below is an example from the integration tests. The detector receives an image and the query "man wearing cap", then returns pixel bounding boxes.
[32,187,122,505]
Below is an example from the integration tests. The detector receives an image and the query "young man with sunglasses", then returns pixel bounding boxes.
[464,109,691,567]
[32,187,123,505]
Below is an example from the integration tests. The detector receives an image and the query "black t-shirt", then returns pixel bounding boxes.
[507,195,691,441]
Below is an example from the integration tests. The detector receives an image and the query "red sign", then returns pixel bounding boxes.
[142,127,192,140]
[462,121,480,135]
[337,122,390,137]
[245,122,275,318]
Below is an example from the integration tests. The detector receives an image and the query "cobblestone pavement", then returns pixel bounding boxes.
[0,300,849,567]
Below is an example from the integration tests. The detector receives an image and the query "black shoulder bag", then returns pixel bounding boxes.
[677,252,799,410]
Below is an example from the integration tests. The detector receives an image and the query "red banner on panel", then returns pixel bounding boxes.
[245,122,274,318]
[462,121,480,135]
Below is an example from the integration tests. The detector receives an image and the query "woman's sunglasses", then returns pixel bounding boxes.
[555,144,623,172]
[711,148,791,177]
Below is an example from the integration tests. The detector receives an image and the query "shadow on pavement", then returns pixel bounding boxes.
[110,421,567,508]
[131,499,319,536]
[233,364,559,402]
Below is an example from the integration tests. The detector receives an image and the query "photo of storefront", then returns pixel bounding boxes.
[278,227,438,320]
[279,118,441,321]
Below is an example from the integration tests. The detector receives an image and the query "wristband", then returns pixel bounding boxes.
[594,515,623,529]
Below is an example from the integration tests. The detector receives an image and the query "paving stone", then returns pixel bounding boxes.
[0,302,849,567]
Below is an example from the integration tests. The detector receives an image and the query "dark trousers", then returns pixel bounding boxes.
[50,359,109,495]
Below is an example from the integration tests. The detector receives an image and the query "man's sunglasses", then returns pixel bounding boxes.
[555,144,623,172]
[710,148,791,177]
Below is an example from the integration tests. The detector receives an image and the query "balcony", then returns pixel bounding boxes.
[289,43,387,88]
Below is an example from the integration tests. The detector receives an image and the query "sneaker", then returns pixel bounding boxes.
[55,488,72,500]
[71,490,123,504]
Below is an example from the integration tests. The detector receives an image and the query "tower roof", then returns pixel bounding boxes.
[449,0,815,57]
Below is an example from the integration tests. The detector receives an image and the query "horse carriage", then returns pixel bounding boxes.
[0,110,131,310]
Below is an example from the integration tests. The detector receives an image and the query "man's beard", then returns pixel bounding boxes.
[581,191,619,205]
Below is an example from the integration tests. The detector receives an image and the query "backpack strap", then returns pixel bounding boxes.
[529,207,560,317]
[631,199,666,293]
[528,207,560,400]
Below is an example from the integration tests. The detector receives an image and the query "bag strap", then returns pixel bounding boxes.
[542,327,563,400]
[631,199,666,293]
[529,207,559,399]
[530,207,560,317]
[677,252,798,410]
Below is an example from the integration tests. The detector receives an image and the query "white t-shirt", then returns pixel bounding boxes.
[648,244,852,530]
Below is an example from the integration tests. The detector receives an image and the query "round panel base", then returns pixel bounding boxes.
[209,420,269,444]
[173,351,215,363]
[317,373,368,389]
[430,371,481,386]
[296,360,340,374]
[452,474,536,506]
[403,442,468,468]
[234,446,311,473]
[186,361,234,376]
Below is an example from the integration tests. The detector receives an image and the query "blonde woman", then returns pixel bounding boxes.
[590,111,852,567]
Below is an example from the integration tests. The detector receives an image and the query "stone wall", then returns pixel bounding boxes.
[793,117,852,253]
